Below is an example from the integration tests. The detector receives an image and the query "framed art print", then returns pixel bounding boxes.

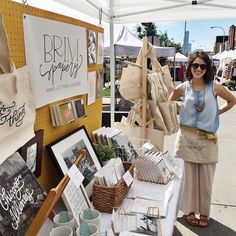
[62,180,92,225]
[18,129,44,178]
[88,30,97,65]
[46,126,102,197]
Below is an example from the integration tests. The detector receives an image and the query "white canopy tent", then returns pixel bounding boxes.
[54,0,236,24]
[30,0,236,124]
[167,52,188,62]
[104,26,176,58]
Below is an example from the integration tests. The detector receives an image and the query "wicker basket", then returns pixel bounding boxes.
[92,162,134,213]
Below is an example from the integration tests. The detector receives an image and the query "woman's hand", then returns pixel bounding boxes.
[215,83,236,114]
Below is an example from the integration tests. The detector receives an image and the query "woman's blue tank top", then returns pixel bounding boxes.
[179,80,219,133]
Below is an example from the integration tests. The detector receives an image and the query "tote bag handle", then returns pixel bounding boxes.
[0,15,14,74]
[135,42,162,73]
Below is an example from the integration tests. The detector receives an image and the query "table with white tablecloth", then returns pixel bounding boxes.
[100,159,185,236]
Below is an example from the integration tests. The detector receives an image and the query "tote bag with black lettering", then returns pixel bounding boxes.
[0,15,36,163]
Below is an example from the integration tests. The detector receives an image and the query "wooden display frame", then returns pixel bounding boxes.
[25,149,86,236]
[0,0,103,193]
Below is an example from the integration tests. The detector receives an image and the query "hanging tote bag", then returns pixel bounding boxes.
[161,65,175,96]
[119,49,143,102]
[0,15,36,164]
[145,44,169,102]
[145,44,179,135]
[157,101,179,135]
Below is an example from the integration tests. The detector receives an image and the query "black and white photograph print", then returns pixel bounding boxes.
[46,126,102,197]
[61,139,97,188]
[111,132,138,162]
[18,129,44,178]
[88,30,97,65]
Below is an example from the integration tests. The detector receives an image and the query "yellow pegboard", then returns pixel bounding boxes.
[0,0,104,192]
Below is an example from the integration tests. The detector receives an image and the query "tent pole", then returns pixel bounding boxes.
[109,0,115,126]
[173,55,176,86]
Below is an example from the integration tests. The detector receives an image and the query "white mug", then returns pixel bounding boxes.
[53,211,76,231]
[76,223,98,236]
[79,209,101,233]
[50,225,73,236]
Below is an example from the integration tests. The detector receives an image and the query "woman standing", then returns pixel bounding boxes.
[169,51,236,227]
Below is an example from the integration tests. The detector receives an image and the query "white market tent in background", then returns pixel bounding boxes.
[167,52,188,62]
[28,0,236,124]
[211,49,236,71]
[104,26,176,58]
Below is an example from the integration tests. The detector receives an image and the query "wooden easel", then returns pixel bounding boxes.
[25,149,86,236]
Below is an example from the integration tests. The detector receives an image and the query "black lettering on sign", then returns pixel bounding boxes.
[40,34,83,85]
[0,101,26,127]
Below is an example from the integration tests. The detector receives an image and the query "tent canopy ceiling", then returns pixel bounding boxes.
[55,0,236,24]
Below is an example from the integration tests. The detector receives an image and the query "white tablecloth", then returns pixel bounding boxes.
[100,159,185,236]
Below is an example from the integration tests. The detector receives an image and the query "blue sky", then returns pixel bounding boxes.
[105,18,236,52]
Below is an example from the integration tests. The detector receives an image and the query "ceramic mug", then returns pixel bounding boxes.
[76,223,98,236]
[50,225,73,236]
[53,211,76,231]
[79,209,101,233]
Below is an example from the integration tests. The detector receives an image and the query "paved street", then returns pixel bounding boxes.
[164,89,236,236]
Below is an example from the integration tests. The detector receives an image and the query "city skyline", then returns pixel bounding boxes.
[103,18,236,52]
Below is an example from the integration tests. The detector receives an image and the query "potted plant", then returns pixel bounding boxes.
[95,144,117,166]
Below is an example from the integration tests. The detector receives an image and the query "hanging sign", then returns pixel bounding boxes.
[23,15,88,108]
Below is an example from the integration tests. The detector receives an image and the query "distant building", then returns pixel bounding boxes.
[228,25,236,50]
[212,35,229,53]
[182,21,191,55]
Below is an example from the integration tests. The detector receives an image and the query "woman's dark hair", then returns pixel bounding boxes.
[186,51,214,84]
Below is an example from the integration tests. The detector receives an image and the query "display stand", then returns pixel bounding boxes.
[25,149,86,236]
[141,37,148,142]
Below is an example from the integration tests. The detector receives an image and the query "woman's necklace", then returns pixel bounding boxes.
[193,86,205,112]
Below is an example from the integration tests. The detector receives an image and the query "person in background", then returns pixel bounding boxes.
[212,65,219,82]
[222,61,236,90]
[223,63,231,80]
[228,61,236,90]
[180,64,185,82]
[169,51,236,227]
[230,61,236,81]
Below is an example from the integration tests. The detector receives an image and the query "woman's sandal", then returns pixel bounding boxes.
[199,215,209,227]
[186,212,199,226]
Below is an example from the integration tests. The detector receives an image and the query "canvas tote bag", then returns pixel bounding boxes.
[0,15,36,163]
[145,43,174,96]
[158,101,179,135]
[144,44,169,102]
[119,49,143,102]
[144,44,179,135]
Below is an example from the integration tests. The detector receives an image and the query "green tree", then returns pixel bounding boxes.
[136,22,158,38]
[158,31,182,52]
[136,22,182,53]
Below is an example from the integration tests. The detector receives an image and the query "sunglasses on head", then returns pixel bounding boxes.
[191,63,208,70]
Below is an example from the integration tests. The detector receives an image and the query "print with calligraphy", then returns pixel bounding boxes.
[0,152,45,236]
[23,15,88,108]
